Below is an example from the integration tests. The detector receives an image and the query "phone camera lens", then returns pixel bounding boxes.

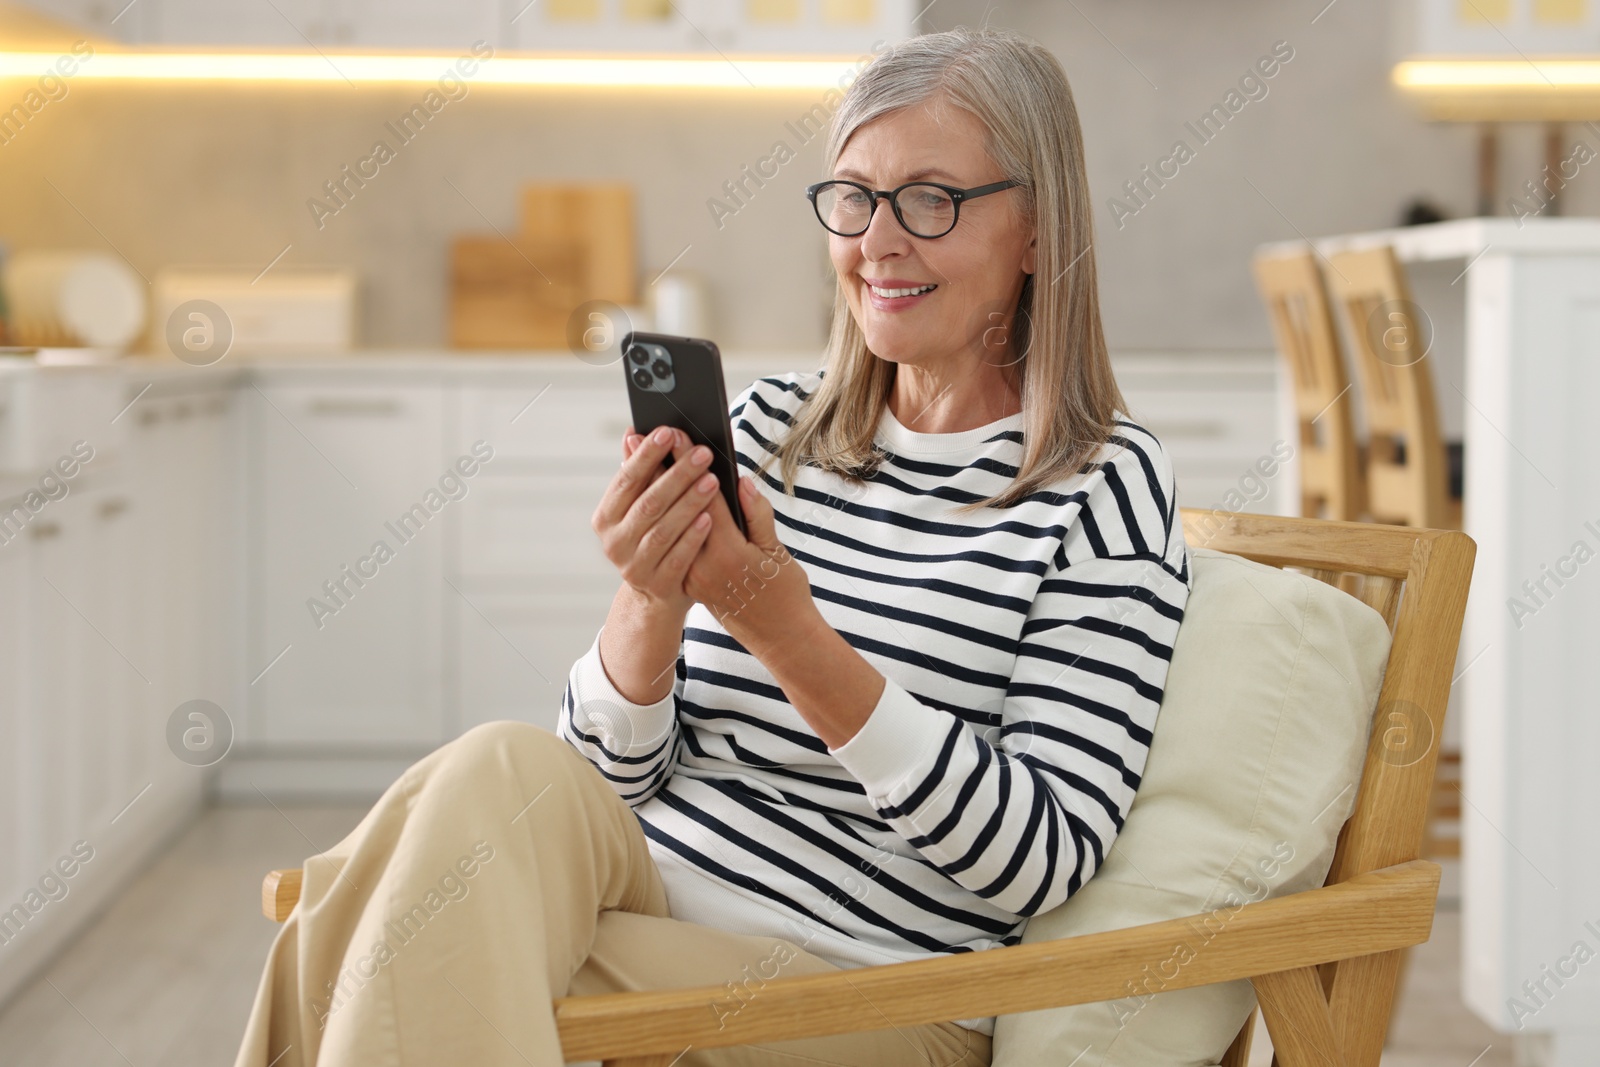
[628,346,648,365]
[651,359,671,379]
[631,368,652,389]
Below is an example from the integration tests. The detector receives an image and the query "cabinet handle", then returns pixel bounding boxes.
[307,398,402,417]
[98,498,130,520]
[31,521,61,540]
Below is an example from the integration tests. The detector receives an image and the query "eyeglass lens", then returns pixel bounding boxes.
[814,182,957,238]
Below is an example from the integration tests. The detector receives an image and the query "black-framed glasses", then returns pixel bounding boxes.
[805,178,1020,239]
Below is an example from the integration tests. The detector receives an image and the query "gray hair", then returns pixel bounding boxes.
[761,26,1124,512]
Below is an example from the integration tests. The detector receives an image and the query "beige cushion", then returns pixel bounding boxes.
[992,547,1392,1066]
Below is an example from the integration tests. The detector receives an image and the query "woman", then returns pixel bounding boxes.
[235,25,1189,1067]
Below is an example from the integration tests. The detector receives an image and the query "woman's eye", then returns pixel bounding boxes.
[839,190,869,207]
[916,191,952,209]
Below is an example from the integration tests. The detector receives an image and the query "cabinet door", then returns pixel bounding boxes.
[341,0,501,49]
[23,493,95,861]
[0,501,30,907]
[146,0,500,48]
[126,388,243,781]
[79,482,145,831]
[247,381,445,746]
[450,476,615,735]
[18,0,152,42]
[151,0,338,46]
[452,588,608,735]
[447,383,618,736]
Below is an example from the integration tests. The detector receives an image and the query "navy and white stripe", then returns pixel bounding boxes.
[560,369,1190,1035]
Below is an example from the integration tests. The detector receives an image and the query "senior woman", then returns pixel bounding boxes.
[235,24,1189,1067]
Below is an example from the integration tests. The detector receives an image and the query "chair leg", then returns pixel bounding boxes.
[1220,1007,1256,1067]
[1253,966,1348,1067]
[1326,948,1407,1067]
[1385,943,1414,1046]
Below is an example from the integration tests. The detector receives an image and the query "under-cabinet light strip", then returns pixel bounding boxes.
[0,50,867,89]
[1395,58,1600,90]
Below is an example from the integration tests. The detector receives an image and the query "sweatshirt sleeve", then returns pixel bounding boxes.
[557,374,792,803]
[827,441,1191,919]
[558,627,685,806]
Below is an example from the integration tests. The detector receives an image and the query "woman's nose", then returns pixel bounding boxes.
[858,197,911,259]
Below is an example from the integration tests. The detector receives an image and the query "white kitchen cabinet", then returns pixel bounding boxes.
[23,0,912,52]
[448,473,617,733]
[244,376,446,748]
[0,370,227,1009]
[504,0,917,56]
[445,376,620,735]
[451,587,606,733]
[336,0,502,49]
[17,0,154,43]
[27,0,504,49]
[125,384,245,768]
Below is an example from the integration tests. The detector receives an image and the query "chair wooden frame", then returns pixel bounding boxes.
[263,510,1475,1067]
[1253,247,1366,522]
[1323,246,1453,531]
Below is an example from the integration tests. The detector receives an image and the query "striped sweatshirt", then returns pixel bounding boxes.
[559,369,1191,1036]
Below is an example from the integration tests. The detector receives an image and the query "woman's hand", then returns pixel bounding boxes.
[592,425,721,620]
[684,474,823,662]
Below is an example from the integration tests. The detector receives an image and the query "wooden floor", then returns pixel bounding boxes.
[0,806,1512,1066]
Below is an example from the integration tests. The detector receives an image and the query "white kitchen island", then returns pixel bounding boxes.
[1264,217,1600,1066]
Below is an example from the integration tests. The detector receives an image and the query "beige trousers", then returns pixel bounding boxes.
[234,721,992,1067]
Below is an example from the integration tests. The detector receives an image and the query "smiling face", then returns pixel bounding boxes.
[828,94,1036,373]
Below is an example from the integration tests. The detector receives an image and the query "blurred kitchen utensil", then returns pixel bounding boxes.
[648,270,710,337]
[2,250,145,351]
[152,268,356,358]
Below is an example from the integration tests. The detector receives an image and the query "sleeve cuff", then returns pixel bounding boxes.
[826,677,945,801]
[569,627,678,755]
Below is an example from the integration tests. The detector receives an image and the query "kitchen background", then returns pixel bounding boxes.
[1,1,1596,1065]
[3,0,1580,353]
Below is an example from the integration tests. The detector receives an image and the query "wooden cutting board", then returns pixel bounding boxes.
[518,183,637,306]
[449,236,588,349]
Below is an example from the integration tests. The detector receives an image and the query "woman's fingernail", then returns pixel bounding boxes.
[653,427,672,445]
[692,445,712,465]
[697,473,717,493]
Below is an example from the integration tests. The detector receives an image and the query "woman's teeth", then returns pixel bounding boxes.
[869,283,937,298]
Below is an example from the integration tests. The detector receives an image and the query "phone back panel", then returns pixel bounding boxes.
[621,331,746,535]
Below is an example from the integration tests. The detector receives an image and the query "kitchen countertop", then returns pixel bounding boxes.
[0,349,824,379]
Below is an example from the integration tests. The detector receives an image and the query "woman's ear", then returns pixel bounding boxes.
[1021,232,1037,276]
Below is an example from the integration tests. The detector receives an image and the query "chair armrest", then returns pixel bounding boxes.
[262,868,301,922]
[553,859,1439,1063]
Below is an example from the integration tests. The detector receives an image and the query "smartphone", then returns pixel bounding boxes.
[621,331,747,537]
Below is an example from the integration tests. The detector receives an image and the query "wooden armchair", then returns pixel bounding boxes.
[264,510,1475,1067]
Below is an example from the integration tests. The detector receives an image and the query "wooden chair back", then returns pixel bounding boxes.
[1323,246,1450,529]
[1251,248,1364,521]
